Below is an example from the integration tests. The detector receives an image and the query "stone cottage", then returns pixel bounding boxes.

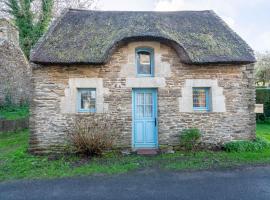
[29,9,256,154]
[0,18,31,105]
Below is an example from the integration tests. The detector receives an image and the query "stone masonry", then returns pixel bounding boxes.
[0,19,31,105]
[30,41,255,154]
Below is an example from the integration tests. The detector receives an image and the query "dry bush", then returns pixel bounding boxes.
[68,115,119,156]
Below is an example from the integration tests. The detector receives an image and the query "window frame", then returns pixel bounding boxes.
[192,87,211,111]
[135,47,154,77]
[77,88,96,113]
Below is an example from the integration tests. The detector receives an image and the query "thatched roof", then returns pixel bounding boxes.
[30,9,255,65]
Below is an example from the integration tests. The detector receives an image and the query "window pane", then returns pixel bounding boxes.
[138,64,151,74]
[145,93,152,105]
[137,105,144,118]
[145,105,152,117]
[139,51,150,65]
[136,93,144,105]
[80,89,96,111]
[193,88,208,109]
[89,101,96,110]
[137,51,151,75]
[90,90,96,98]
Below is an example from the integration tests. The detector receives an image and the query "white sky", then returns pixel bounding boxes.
[99,0,270,53]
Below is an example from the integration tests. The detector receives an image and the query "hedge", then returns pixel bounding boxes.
[256,88,270,118]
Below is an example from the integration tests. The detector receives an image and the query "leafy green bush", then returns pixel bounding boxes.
[179,128,201,151]
[223,137,270,152]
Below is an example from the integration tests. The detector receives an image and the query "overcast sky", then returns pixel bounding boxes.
[98,0,270,53]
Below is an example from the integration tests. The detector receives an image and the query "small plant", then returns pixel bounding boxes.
[0,104,29,120]
[179,128,201,151]
[68,115,120,157]
[223,137,270,152]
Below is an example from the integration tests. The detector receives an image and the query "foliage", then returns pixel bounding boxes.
[256,88,270,120]
[67,115,118,156]
[1,123,270,181]
[255,52,270,86]
[5,0,53,57]
[0,105,29,120]
[179,128,201,151]
[223,137,270,152]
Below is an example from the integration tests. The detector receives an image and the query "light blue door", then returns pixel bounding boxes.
[132,89,158,148]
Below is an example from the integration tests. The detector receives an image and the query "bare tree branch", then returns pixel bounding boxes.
[0,0,100,19]
[52,0,99,18]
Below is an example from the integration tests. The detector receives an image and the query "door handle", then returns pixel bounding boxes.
[155,118,157,126]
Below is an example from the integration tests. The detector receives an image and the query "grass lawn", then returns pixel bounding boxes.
[256,122,270,141]
[0,106,29,120]
[0,123,270,182]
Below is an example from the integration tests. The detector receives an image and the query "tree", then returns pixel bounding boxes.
[1,0,100,19]
[255,52,270,86]
[2,0,99,58]
[4,0,53,58]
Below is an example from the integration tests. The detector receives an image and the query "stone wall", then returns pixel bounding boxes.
[0,118,29,133]
[0,19,31,105]
[30,41,255,154]
[0,19,19,46]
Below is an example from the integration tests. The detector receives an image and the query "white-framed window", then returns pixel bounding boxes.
[77,88,96,113]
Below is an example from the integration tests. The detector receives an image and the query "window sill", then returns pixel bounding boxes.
[193,108,210,112]
[77,110,96,113]
[136,74,154,77]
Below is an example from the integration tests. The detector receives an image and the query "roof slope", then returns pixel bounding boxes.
[30,9,255,65]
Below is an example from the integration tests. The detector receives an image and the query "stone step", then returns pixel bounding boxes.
[136,149,158,155]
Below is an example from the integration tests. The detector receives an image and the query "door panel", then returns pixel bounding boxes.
[133,89,157,148]
[134,121,144,143]
[145,121,155,143]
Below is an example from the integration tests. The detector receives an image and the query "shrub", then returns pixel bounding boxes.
[68,115,119,157]
[223,137,270,152]
[179,128,201,151]
[0,105,29,120]
[256,88,270,121]
[256,114,266,122]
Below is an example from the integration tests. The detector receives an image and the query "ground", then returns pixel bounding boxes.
[257,122,270,140]
[1,166,270,200]
[0,122,270,182]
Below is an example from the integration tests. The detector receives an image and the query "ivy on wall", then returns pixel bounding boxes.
[5,0,53,58]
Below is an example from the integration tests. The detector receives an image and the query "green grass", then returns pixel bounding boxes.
[256,121,270,141]
[0,123,270,182]
[160,149,270,170]
[0,106,29,120]
[0,130,144,181]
